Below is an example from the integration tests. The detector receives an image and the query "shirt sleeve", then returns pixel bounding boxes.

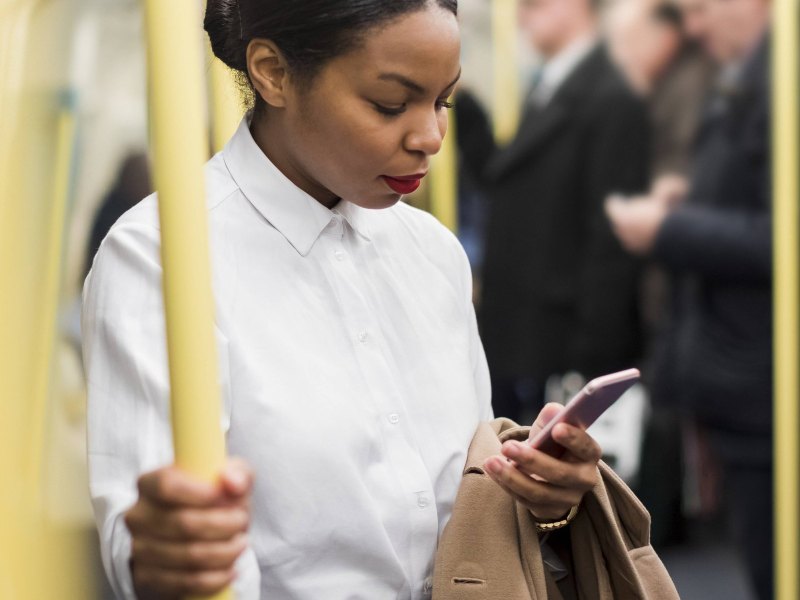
[653,205,772,283]
[454,237,494,422]
[82,218,259,599]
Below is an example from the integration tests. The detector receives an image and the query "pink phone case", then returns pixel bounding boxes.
[528,368,641,459]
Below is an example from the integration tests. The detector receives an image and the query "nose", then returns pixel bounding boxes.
[404,108,446,157]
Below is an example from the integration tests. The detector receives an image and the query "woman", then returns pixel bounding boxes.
[83,1,605,598]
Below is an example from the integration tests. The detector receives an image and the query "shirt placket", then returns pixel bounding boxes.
[321,214,439,598]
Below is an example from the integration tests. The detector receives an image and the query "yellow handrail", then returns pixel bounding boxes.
[773,0,800,598]
[0,4,38,598]
[491,0,521,144]
[429,111,458,233]
[26,100,76,507]
[143,1,230,598]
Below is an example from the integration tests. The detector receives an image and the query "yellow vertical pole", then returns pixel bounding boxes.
[773,1,800,598]
[27,100,76,505]
[429,111,458,232]
[143,1,231,599]
[209,56,241,154]
[0,4,40,598]
[492,0,521,144]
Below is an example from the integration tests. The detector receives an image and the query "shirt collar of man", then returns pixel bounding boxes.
[222,116,371,256]
[534,33,599,105]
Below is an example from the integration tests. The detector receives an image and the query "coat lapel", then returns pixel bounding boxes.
[487,46,609,180]
[487,102,569,179]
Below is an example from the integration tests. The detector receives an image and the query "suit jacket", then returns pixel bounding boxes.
[649,45,714,177]
[650,36,772,450]
[432,419,679,600]
[457,46,649,381]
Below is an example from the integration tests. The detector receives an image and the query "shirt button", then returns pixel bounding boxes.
[357,331,368,343]
[423,576,433,593]
[417,495,430,508]
[388,413,400,425]
[334,249,346,261]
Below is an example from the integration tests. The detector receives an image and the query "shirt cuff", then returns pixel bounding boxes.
[234,547,261,599]
[108,513,137,600]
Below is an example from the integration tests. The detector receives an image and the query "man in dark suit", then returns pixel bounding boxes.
[456,0,649,422]
[606,0,772,596]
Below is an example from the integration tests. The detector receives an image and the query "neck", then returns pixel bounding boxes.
[250,111,339,209]
[542,19,595,60]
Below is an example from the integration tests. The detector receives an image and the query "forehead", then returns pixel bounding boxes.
[329,7,461,88]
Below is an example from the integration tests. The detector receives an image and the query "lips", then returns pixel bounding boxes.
[382,174,426,195]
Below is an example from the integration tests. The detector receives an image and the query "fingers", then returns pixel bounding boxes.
[527,403,564,441]
[126,502,250,542]
[132,533,249,570]
[489,425,602,521]
[137,467,220,509]
[484,456,582,521]
[220,457,255,499]
[501,440,598,492]
[133,564,236,599]
[551,423,603,464]
[126,459,254,599]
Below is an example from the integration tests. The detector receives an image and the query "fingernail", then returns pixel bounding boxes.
[226,468,247,489]
[486,458,503,475]
[504,442,520,458]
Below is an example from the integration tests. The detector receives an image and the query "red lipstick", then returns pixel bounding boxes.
[382,174,426,195]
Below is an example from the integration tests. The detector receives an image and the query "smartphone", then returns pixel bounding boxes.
[528,368,641,458]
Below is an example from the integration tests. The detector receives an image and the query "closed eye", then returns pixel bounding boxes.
[373,102,407,117]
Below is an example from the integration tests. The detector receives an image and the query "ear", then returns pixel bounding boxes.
[247,39,290,109]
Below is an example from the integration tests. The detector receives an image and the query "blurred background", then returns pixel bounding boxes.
[0,0,789,598]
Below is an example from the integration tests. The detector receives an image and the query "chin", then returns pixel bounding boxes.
[350,192,403,210]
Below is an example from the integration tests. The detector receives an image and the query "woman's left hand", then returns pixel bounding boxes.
[484,403,602,521]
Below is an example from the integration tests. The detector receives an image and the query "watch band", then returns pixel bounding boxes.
[535,504,580,533]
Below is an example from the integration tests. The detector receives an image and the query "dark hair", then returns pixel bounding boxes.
[205,0,458,98]
[651,2,684,32]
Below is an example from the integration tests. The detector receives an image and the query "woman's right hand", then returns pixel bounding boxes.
[124,458,254,599]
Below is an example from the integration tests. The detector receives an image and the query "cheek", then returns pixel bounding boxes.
[298,105,405,191]
[325,115,398,175]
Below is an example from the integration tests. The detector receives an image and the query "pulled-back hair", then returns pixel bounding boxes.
[205,0,458,96]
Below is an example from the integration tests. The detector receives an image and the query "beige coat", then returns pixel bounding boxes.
[432,419,679,599]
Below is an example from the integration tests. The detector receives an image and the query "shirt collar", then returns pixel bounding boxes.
[539,33,599,101]
[222,117,371,256]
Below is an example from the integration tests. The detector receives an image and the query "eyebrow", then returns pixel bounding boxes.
[377,69,462,96]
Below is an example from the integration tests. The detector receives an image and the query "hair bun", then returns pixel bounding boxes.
[204,0,247,72]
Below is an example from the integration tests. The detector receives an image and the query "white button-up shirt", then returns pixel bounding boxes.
[83,119,493,599]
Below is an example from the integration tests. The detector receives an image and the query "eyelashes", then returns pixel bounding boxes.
[372,99,454,118]
[373,103,406,116]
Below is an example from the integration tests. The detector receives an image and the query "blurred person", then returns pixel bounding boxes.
[81,1,677,599]
[455,0,649,422]
[606,0,773,596]
[84,153,151,278]
[608,0,714,176]
[607,0,715,548]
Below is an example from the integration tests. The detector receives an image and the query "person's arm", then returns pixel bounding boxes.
[83,218,259,599]
[653,206,771,283]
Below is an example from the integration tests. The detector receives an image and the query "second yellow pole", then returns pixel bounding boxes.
[772,0,800,598]
[429,110,458,233]
[492,0,521,145]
